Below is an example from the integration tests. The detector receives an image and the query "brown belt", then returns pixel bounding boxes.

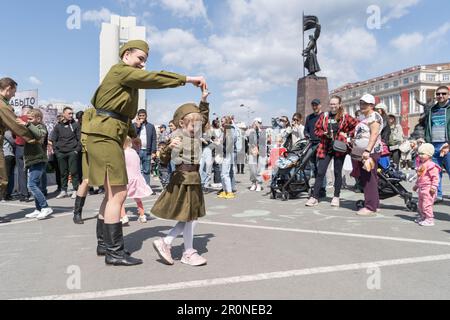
[175,164,200,172]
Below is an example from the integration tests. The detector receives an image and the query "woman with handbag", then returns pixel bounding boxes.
[305,96,358,207]
[352,94,384,216]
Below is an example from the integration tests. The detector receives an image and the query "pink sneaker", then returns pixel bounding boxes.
[419,219,435,227]
[181,249,207,266]
[305,197,319,207]
[153,238,174,265]
[356,208,377,217]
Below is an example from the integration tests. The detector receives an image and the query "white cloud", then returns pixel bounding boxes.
[159,0,208,19]
[381,0,421,24]
[82,8,112,24]
[427,22,450,41]
[321,28,377,61]
[390,32,424,51]
[28,76,42,86]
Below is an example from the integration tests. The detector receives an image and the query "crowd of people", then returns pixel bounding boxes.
[1,39,449,268]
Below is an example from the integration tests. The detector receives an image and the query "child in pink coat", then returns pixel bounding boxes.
[412,143,441,227]
[121,136,153,225]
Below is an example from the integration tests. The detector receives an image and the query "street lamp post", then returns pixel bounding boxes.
[240,104,254,125]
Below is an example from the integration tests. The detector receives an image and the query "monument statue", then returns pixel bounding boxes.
[297,14,329,118]
[302,15,321,76]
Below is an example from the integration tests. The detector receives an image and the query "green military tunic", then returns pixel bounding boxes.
[151,101,209,222]
[86,62,186,186]
[0,95,34,189]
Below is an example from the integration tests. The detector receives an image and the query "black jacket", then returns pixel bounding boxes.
[133,121,157,155]
[304,112,322,144]
[50,119,81,153]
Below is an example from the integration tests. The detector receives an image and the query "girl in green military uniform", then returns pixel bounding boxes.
[86,40,207,266]
[152,89,210,267]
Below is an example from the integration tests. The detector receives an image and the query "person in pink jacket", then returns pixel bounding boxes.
[413,143,441,226]
[121,136,153,225]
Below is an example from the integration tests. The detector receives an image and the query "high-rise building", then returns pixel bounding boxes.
[100,15,147,109]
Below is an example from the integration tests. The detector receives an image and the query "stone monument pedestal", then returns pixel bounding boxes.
[296,76,329,117]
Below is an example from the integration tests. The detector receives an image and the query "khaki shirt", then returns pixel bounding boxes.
[160,101,210,166]
[87,62,186,142]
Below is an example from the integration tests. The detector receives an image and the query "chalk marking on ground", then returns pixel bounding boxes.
[198,221,450,247]
[16,254,450,300]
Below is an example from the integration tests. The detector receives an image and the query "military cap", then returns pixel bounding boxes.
[119,40,150,58]
[172,103,200,127]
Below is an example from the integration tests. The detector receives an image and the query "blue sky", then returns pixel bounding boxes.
[1,0,450,125]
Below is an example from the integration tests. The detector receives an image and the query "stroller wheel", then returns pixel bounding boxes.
[406,201,418,212]
[282,192,289,201]
[356,200,365,210]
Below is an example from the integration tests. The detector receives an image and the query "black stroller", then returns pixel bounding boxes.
[270,140,314,201]
[355,161,418,212]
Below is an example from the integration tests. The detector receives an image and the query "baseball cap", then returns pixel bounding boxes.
[360,94,376,105]
[311,99,321,106]
[375,103,387,111]
[254,117,263,124]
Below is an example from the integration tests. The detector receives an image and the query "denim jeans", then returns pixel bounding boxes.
[200,147,213,187]
[139,149,151,186]
[432,142,450,199]
[28,162,49,211]
[221,154,234,193]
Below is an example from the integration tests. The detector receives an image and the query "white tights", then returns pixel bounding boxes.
[164,221,196,251]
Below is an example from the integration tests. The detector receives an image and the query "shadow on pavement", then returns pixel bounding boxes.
[2,206,74,222]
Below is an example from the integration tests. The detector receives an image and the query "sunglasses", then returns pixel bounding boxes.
[436,92,448,96]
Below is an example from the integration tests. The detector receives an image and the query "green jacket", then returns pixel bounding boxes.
[88,62,186,142]
[424,100,450,144]
[24,123,48,168]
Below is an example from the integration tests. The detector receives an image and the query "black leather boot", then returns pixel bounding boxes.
[104,222,142,266]
[73,196,86,225]
[96,218,107,256]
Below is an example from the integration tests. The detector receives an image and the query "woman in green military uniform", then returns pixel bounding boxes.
[86,40,207,266]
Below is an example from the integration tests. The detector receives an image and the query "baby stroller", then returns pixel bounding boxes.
[270,140,314,201]
[355,160,418,212]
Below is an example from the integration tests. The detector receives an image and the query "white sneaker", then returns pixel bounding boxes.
[305,197,319,207]
[138,215,148,224]
[71,192,77,199]
[36,208,53,220]
[121,215,130,225]
[255,184,262,192]
[26,210,41,219]
[56,191,68,199]
[250,184,257,191]
[331,197,340,207]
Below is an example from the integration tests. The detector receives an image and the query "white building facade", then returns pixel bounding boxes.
[331,63,450,136]
[100,15,147,110]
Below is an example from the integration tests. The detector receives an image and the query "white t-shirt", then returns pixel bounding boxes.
[140,125,147,150]
[354,111,384,154]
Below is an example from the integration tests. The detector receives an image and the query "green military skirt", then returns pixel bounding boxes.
[151,171,206,222]
[86,134,127,187]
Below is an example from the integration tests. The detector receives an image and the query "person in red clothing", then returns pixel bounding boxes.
[266,135,287,183]
[305,96,358,208]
